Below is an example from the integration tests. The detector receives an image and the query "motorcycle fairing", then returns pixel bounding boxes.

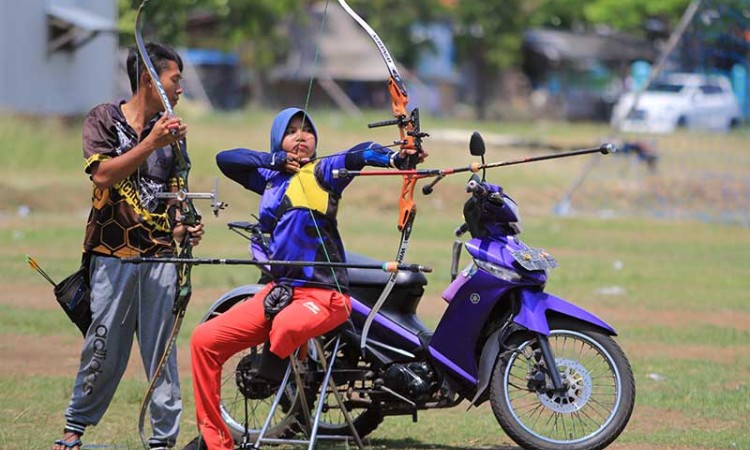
[350,298,425,361]
[464,237,548,283]
[428,346,477,384]
[430,268,510,383]
[432,267,616,385]
[514,289,616,336]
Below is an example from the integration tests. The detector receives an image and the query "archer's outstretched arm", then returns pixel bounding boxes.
[343,141,412,170]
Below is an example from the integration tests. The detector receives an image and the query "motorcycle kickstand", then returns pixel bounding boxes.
[237,389,254,449]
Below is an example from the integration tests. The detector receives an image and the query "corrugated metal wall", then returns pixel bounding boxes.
[0,0,117,116]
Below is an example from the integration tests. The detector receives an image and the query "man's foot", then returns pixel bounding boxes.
[52,432,82,450]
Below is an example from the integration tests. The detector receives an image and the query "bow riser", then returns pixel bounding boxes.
[398,176,418,231]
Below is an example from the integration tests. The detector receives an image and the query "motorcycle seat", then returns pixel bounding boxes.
[345,251,428,288]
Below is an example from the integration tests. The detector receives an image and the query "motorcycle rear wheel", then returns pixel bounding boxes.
[490,318,635,450]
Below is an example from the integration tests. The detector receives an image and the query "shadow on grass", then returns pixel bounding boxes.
[363,438,519,449]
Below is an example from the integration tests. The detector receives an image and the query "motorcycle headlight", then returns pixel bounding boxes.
[474,259,522,282]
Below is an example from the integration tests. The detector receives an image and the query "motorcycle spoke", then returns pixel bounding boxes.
[501,330,626,444]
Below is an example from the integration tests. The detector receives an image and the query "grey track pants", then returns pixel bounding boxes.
[64,255,181,447]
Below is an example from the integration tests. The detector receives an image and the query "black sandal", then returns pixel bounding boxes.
[53,438,82,449]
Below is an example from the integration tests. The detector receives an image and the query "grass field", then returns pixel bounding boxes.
[1,108,749,449]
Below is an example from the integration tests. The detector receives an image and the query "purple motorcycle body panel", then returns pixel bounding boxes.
[431,268,510,379]
[428,236,615,382]
[513,289,616,336]
[349,298,424,354]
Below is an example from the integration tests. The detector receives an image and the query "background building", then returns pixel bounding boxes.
[0,0,117,116]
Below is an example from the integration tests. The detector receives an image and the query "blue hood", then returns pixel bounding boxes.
[270,107,318,157]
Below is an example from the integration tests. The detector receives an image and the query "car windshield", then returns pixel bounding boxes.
[647,82,684,93]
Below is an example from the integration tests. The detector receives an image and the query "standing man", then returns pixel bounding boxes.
[52,42,204,450]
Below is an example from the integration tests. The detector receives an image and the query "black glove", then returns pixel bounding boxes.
[268,151,288,170]
[263,284,293,320]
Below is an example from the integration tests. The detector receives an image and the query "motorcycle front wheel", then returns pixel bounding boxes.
[490,317,635,450]
[201,294,309,443]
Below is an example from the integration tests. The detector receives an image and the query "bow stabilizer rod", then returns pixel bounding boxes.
[123,256,432,273]
[333,143,617,181]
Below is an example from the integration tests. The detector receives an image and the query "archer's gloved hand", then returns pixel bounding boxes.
[393,146,428,169]
[268,151,288,171]
[263,284,293,320]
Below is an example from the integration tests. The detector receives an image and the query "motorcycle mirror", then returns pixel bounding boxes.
[469,132,487,181]
[469,131,485,157]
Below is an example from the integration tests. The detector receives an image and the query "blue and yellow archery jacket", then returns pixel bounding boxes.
[216,107,403,292]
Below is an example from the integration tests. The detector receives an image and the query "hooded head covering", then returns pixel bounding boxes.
[269,107,319,158]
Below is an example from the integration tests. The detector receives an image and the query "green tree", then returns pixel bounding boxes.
[118,0,194,46]
[341,0,448,68]
[450,1,526,120]
[583,0,691,33]
[116,0,698,116]
[523,0,691,35]
[118,0,303,104]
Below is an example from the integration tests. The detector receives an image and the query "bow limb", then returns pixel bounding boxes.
[335,0,426,354]
[134,0,175,119]
[134,1,198,447]
[335,0,409,116]
[336,0,427,228]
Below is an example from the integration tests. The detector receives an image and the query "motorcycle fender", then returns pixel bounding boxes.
[467,327,502,408]
[199,284,265,322]
[514,289,616,336]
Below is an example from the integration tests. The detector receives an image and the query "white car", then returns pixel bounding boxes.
[611,73,743,133]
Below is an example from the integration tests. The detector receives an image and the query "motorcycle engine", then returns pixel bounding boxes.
[383,362,437,402]
[235,353,275,400]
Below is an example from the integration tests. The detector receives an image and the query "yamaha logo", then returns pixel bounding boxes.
[470,293,481,304]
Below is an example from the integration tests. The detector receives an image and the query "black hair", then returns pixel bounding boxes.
[126,42,184,94]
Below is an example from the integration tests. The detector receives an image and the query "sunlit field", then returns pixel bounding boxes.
[1,108,748,449]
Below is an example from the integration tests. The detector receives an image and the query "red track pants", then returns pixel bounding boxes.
[190,283,351,450]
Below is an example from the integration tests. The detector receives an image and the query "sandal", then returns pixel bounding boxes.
[55,439,83,448]
[53,438,82,449]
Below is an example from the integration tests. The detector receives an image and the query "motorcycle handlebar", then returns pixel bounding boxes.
[454,223,469,237]
[466,179,486,195]
[466,180,505,205]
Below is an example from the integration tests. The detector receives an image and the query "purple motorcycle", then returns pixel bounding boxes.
[202,132,635,450]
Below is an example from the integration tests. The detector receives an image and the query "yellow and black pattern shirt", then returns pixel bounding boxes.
[81,101,181,258]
